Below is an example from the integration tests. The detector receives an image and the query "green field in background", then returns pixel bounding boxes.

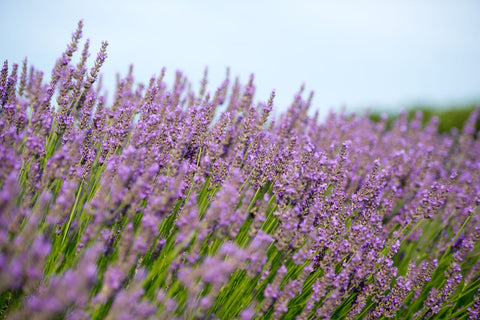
[369,103,480,134]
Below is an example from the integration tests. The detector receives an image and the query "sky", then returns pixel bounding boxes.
[1,0,480,116]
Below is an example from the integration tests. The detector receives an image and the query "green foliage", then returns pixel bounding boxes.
[369,102,480,134]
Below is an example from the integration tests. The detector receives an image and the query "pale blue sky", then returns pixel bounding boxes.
[1,0,479,115]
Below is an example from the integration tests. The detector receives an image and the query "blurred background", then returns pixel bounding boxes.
[1,0,479,127]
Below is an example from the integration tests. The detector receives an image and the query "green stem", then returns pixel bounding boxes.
[438,214,471,263]
[61,180,84,246]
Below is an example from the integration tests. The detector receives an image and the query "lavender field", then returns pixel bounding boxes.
[1,21,480,320]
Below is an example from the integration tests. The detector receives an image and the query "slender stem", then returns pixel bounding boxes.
[61,180,84,246]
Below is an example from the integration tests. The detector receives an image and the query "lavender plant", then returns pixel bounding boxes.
[1,21,480,320]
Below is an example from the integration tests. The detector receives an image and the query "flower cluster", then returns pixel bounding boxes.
[1,22,479,320]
